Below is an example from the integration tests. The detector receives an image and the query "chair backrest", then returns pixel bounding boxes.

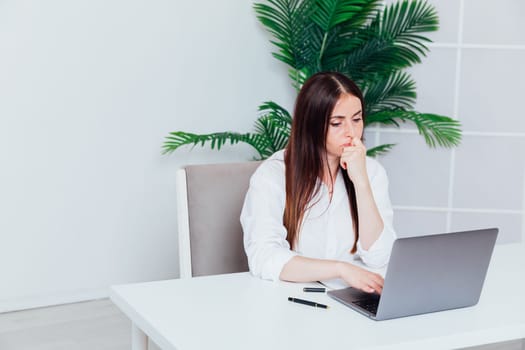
[176,161,261,278]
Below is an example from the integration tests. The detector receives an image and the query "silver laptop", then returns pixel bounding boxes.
[327,228,498,321]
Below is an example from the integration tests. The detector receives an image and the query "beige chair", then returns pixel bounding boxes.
[176,161,262,278]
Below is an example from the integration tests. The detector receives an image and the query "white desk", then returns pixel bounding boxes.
[111,243,525,350]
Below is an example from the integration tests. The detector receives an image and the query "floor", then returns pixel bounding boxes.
[0,299,161,350]
[0,299,522,350]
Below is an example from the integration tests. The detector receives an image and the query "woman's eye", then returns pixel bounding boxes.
[352,118,362,123]
[330,122,341,127]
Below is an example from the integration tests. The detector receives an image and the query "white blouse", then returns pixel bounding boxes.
[240,150,396,282]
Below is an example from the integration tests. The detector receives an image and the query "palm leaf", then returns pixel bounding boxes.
[162,131,271,159]
[258,101,293,122]
[255,101,293,156]
[254,116,291,157]
[367,110,462,148]
[288,66,310,91]
[164,0,462,161]
[336,0,438,79]
[361,70,416,115]
[366,143,396,157]
[336,0,381,29]
[321,33,364,70]
[310,0,372,70]
[321,0,381,69]
[380,0,438,56]
[334,39,407,80]
[311,0,365,31]
[253,0,316,69]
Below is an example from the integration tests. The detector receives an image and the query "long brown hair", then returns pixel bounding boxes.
[283,72,365,253]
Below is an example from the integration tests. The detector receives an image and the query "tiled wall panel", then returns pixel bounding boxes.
[376,0,525,243]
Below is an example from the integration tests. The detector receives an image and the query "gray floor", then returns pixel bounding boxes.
[464,341,525,350]
[0,299,160,350]
[0,299,522,350]
[0,299,131,350]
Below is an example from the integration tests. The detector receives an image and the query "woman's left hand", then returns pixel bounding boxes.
[340,138,368,184]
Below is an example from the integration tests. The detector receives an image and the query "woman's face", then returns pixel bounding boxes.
[325,93,364,160]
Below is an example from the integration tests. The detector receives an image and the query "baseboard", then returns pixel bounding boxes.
[0,287,109,313]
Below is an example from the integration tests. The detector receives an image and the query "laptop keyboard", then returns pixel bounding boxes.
[353,296,380,315]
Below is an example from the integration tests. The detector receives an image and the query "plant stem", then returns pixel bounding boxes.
[318,32,328,70]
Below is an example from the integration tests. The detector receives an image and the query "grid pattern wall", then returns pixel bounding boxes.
[366,0,525,243]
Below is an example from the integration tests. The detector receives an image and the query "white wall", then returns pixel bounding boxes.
[0,0,294,312]
[374,0,525,243]
[0,0,523,312]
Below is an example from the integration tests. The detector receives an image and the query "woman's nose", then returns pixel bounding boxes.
[345,123,355,137]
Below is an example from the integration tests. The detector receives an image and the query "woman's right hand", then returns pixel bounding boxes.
[336,261,384,294]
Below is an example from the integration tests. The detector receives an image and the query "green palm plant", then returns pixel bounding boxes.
[163,0,461,159]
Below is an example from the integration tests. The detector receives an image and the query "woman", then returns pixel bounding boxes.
[241,72,395,294]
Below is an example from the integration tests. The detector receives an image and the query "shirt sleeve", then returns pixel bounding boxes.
[240,160,298,281]
[356,159,396,268]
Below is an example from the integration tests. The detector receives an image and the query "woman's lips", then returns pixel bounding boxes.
[342,143,352,147]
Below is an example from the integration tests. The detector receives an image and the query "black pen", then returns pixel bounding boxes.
[288,297,329,309]
[303,287,326,293]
